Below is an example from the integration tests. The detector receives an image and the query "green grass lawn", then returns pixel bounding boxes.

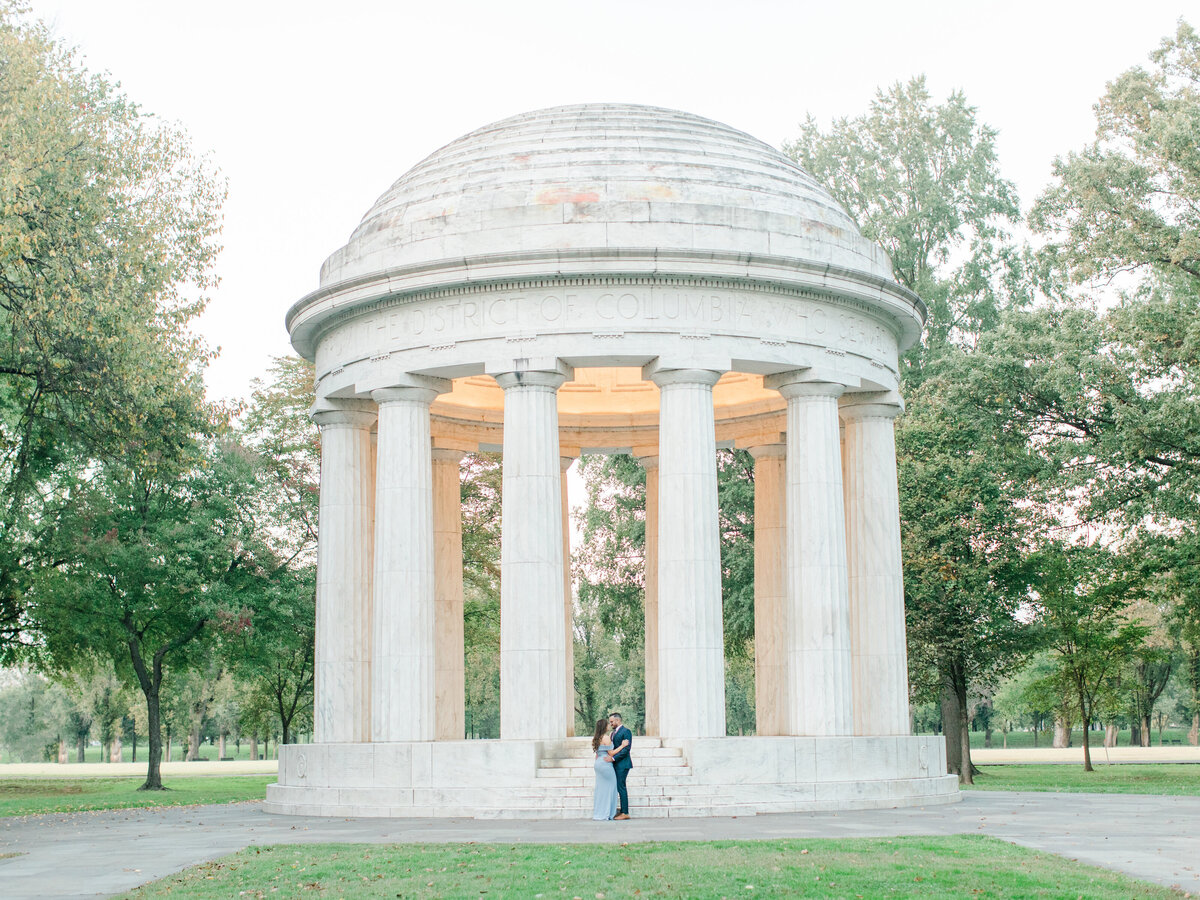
[117,836,1182,899]
[0,775,272,817]
[964,727,1194,750]
[0,741,285,765]
[965,764,1200,795]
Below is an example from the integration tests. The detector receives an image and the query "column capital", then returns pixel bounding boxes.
[747,443,786,460]
[634,453,659,470]
[310,398,376,429]
[560,456,575,473]
[372,375,450,407]
[494,369,570,391]
[839,391,904,421]
[765,370,845,401]
[432,447,467,464]
[645,367,723,389]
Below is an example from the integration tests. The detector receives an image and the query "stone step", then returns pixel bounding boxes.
[539,746,681,760]
[532,772,696,787]
[538,755,688,768]
[478,803,757,819]
[514,786,740,804]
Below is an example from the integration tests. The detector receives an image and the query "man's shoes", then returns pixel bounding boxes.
[614,813,631,820]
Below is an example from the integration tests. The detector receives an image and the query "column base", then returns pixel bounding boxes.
[266,736,959,818]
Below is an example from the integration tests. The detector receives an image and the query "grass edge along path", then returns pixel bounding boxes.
[117,836,1184,899]
[0,775,272,817]
[965,764,1200,795]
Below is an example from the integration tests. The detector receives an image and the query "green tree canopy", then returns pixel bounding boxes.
[785,76,1026,359]
[0,3,224,655]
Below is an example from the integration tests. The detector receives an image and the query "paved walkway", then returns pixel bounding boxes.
[2,792,1198,898]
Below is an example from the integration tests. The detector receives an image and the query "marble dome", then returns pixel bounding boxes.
[286,104,927,455]
[319,103,896,288]
[289,104,924,361]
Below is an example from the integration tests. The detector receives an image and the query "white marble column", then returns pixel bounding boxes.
[433,448,466,741]
[561,455,576,737]
[841,397,911,735]
[748,443,787,736]
[311,400,376,744]
[766,374,854,736]
[649,369,725,738]
[497,370,569,740]
[371,381,446,742]
[635,453,661,736]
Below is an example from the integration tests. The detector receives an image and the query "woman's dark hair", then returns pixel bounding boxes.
[591,718,609,752]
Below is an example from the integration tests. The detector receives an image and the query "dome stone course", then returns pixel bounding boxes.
[318,103,898,292]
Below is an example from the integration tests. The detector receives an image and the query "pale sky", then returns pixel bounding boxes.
[26,0,1191,403]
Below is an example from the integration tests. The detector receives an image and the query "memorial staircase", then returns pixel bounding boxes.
[485,737,754,818]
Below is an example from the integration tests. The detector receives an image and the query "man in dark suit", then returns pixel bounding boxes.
[606,712,633,819]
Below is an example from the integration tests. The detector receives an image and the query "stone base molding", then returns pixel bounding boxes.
[267,736,959,818]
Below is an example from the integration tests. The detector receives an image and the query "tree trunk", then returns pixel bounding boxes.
[941,683,962,777]
[1077,684,1093,772]
[1189,648,1199,746]
[218,733,226,759]
[250,732,258,761]
[940,669,976,784]
[1053,716,1071,748]
[1140,715,1152,747]
[186,726,201,762]
[110,736,122,763]
[75,735,85,763]
[140,678,164,790]
[1104,723,1119,747]
[1130,720,1141,746]
[58,741,67,764]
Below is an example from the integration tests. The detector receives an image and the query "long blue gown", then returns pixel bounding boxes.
[592,742,618,820]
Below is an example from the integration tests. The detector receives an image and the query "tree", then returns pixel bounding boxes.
[785,76,1025,364]
[232,570,315,746]
[461,452,502,738]
[1031,21,1199,292]
[0,4,223,655]
[30,436,274,789]
[788,79,1032,780]
[0,671,68,761]
[1032,544,1148,771]
[235,357,319,746]
[1025,18,1200,616]
[897,358,1039,782]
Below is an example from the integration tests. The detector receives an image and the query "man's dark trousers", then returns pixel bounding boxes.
[611,725,633,815]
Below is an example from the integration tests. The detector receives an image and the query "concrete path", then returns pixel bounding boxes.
[2,792,1198,899]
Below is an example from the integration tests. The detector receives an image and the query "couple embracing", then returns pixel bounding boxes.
[591,712,633,821]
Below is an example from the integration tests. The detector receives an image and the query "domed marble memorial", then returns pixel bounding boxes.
[267,104,959,817]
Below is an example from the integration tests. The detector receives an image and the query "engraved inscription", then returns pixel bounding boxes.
[315,284,895,374]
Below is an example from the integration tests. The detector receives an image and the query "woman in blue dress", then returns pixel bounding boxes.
[591,718,618,821]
